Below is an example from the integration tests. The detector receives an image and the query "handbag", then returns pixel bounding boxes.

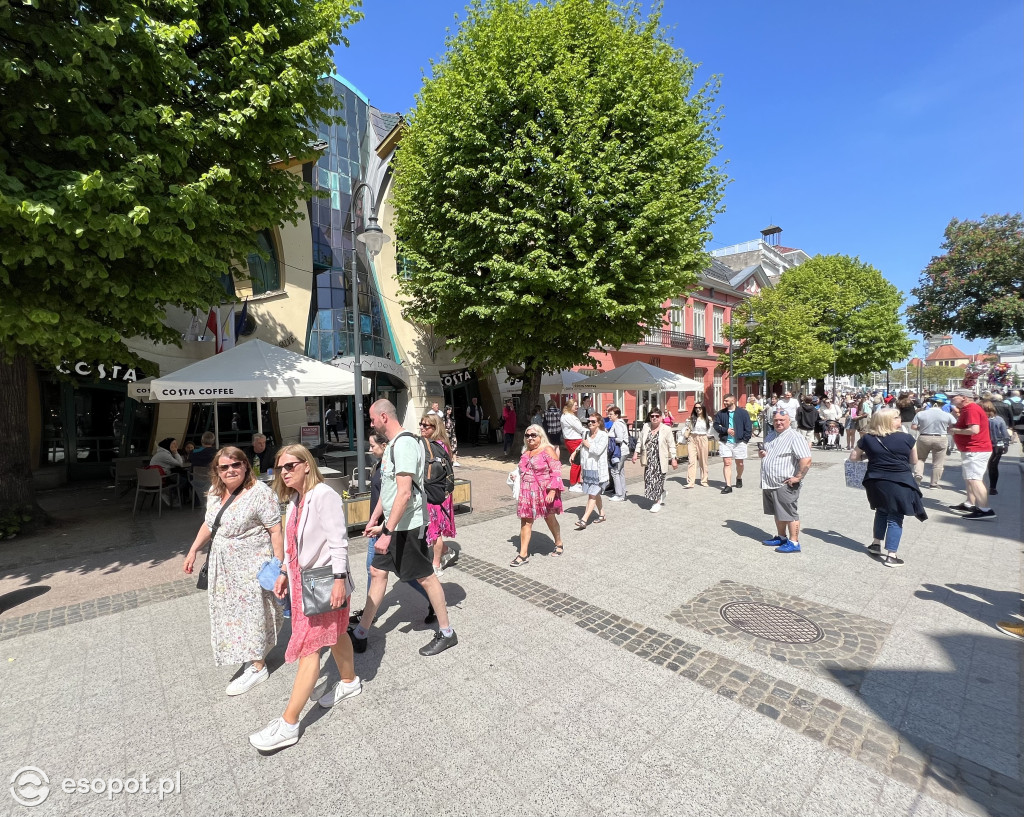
[196,483,245,590]
[299,565,344,617]
[258,557,282,591]
[844,459,867,489]
[507,469,521,500]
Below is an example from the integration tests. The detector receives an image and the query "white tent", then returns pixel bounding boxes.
[573,361,704,392]
[499,368,590,396]
[147,340,369,437]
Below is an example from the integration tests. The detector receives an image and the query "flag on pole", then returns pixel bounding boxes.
[184,311,203,342]
[220,304,236,352]
[204,308,220,351]
[234,298,249,338]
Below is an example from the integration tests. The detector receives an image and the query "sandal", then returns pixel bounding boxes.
[510,555,529,567]
[553,543,564,556]
[595,515,606,523]
[574,520,588,530]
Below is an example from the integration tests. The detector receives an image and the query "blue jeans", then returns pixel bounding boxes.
[365,535,428,602]
[872,510,904,551]
[503,432,515,454]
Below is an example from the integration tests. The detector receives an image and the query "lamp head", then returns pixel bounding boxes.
[356,214,391,256]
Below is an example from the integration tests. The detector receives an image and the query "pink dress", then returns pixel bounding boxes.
[284,496,349,663]
[427,441,456,543]
[517,447,565,520]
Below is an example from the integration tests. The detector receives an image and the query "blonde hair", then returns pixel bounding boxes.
[521,424,554,454]
[272,444,323,501]
[866,408,901,437]
[419,412,450,448]
[209,447,255,497]
[562,399,578,415]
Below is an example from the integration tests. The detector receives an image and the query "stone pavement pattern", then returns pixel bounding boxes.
[1,445,1021,817]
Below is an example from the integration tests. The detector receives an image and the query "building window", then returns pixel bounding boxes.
[713,308,724,344]
[669,306,683,333]
[245,230,281,295]
[713,373,723,409]
[692,302,705,339]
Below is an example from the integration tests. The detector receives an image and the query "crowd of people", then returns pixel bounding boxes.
[176,384,1021,752]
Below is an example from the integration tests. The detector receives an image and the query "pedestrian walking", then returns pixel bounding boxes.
[544,400,562,445]
[848,408,926,568]
[758,410,812,554]
[324,406,340,442]
[948,389,995,520]
[248,445,360,751]
[607,406,630,502]
[682,404,711,488]
[561,399,585,492]
[183,447,284,696]
[501,399,517,457]
[419,413,458,576]
[631,407,677,512]
[572,415,609,528]
[511,424,565,566]
[982,400,1011,496]
[911,396,955,487]
[796,395,818,444]
[465,397,483,446]
[713,394,752,493]
[352,399,458,656]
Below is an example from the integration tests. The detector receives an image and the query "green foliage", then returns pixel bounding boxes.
[0,505,40,539]
[726,254,913,382]
[392,0,726,382]
[0,0,362,368]
[907,214,1024,342]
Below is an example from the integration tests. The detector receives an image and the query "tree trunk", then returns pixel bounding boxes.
[0,354,45,526]
[516,362,545,451]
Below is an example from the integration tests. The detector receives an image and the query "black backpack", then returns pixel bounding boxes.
[389,432,454,505]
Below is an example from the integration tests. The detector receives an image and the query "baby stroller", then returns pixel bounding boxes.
[821,418,844,450]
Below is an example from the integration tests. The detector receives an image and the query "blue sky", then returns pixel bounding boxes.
[333,0,1023,357]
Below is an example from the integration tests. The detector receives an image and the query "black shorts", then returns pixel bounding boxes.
[371,528,434,582]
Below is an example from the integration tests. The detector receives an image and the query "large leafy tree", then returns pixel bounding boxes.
[391,0,726,424]
[0,0,361,518]
[907,214,1024,341]
[726,255,913,387]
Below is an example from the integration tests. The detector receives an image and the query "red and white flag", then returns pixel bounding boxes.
[204,308,220,352]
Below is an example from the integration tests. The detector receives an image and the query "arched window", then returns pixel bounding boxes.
[246,230,281,295]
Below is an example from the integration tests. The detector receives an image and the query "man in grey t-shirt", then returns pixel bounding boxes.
[912,398,955,487]
[759,410,812,554]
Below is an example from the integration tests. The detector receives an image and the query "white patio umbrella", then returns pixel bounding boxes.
[148,339,369,439]
[573,361,704,392]
[498,368,590,396]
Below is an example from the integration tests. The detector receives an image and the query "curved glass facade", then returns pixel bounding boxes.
[307,77,395,363]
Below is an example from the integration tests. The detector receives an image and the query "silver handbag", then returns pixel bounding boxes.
[299,565,343,617]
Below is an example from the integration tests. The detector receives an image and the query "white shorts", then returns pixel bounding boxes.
[719,442,748,460]
[960,451,991,482]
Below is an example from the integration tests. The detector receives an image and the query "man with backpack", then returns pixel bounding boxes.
[349,399,458,657]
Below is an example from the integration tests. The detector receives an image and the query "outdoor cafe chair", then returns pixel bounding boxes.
[133,468,164,518]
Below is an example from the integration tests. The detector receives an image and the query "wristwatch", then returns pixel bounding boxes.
[333,573,347,580]
[380,524,391,537]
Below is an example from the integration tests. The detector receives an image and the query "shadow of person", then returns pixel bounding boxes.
[722,518,773,543]
[0,585,51,614]
[801,527,867,554]
[915,582,1024,631]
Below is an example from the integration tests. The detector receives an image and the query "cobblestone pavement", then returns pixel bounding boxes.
[1,445,1021,817]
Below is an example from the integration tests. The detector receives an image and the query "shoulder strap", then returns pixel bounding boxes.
[210,483,245,539]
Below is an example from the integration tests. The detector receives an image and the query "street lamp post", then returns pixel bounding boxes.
[350,182,391,493]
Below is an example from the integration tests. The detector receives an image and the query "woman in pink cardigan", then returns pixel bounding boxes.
[248,444,360,752]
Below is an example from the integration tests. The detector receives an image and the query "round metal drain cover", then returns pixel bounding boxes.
[719,601,824,644]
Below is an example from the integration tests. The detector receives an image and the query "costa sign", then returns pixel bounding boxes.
[56,362,141,381]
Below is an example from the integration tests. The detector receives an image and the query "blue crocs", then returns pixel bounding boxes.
[762,536,788,547]
[775,541,802,554]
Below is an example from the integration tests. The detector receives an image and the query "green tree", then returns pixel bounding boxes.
[391,0,726,425]
[0,0,361,520]
[908,214,1024,341]
[726,254,913,386]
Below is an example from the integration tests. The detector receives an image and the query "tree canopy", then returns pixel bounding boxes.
[907,214,1024,342]
[725,254,913,384]
[391,0,726,416]
[0,0,361,515]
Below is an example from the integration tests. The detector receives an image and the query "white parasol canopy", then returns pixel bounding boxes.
[573,361,705,392]
[498,368,591,396]
[148,339,367,401]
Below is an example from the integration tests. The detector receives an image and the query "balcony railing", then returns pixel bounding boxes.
[640,328,709,352]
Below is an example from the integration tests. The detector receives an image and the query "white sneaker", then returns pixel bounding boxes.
[452,461,461,467]
[433,566,444,578]
[608,496,625,502]
[649,503,663,514]
[226,663,269,696]
[319,676,362,708]
[249,717,299,751]
[568,484,584,493]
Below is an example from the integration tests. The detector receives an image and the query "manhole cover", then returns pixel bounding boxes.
[719,601,824,644]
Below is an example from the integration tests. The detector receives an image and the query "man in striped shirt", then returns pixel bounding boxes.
[759,409,812,554]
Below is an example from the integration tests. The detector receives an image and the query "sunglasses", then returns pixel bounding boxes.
[649,413,661,418]
[217,461,244,472]
[419,422,434,429]
[524,433,539,438]
[587,419,600,424]
[278,461,304,473]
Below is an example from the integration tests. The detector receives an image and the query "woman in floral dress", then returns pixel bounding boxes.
[183,447,283,696]
[420,414,457,576]
[631,408,678,513]
[511,424,565,566]
[443,404,460,467]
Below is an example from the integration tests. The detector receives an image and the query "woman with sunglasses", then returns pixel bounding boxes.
[571,415,610,529]
[631,408,678,512]
[419,414,458,576]
[183,447,284,697]
[682,404,711,488]
[511,424,565,566]
[246,444,361,752]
